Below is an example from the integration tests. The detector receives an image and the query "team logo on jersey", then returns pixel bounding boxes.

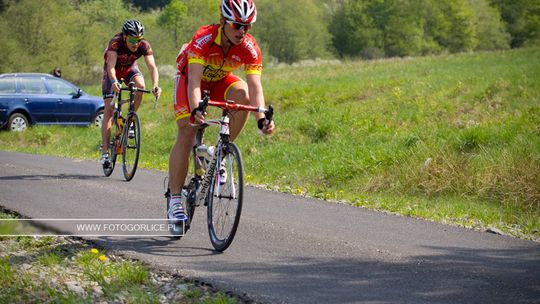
[111,41,119,50]
[194,34,213,50]
[232,55,241,62]
[245,40,258,60]
[203,65,227,80]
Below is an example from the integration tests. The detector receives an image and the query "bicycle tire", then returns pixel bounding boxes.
[207,142,243,252]
[103,116,119,177]
[184,180,197,232]
[122,112,141,181]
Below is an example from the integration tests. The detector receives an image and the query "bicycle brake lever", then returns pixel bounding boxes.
[265,105,274,122]
[200,95,209,111]
[153,95,158,110]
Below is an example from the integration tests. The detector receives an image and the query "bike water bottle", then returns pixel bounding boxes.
[196,145,214,161]
[117,116,124,129]
[195,145,208,176]
[207,146,215,160]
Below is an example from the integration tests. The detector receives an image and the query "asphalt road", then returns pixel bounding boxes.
[1,151,539,303]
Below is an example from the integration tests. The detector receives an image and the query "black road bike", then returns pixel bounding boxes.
[103,82,153,181]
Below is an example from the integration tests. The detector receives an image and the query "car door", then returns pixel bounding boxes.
[0,77,19,126]
[46,77,89,123]
[18,77,58,123]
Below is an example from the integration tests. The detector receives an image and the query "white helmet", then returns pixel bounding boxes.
[221,0,257,24]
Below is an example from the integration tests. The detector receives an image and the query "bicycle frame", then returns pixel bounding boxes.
[104,81,152,180]
[110,84,139,152]
[168,95,273,250]
[191,99,270,206]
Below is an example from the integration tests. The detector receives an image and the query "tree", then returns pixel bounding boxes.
[124,0,169,11]
[380,0,426,57]
[177,0,220,43]
[490,0,540,47]
[72,0,133,83]
[255,0,331,63]
[0,0,75,75]
[437,0,477,52]
[330,0,384,58]
[468,0,510,51]
[158,0,188,49]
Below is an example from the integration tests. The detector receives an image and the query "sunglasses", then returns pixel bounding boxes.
[126,36,143,44]
[226,20,251,31]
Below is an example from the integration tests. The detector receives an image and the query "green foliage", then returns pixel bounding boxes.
[0,0,74,73]
[158,0,188,49]
[330,0,384,58]
[254,0,331,63]
[490,0,540,47]
[125,0,169,11]
[0,0,537,77]
[329,0,516,57]
[441,0,477,52]
[0,256,13,285]
[468,0,511,51]
[0,0,133,84]
[159,0,219,49]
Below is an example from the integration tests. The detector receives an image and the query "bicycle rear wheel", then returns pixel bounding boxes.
[103,117,119,177]
[207,142,243,252]
[122,112,141,181]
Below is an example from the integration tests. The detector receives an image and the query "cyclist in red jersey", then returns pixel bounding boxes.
[167,0,275,222]
[100,19,162,168]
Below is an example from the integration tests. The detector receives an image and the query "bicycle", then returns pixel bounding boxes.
[102,81,154,181]
[165,94,274,252]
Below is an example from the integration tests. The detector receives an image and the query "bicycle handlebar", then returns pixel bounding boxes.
[120,86,152,94]
[196,95,273,120]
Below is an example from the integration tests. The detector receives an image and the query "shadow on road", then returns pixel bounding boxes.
[95,239,540,304]
[94,237,221,258]
[196,245,538,304]
[0,174,103,181]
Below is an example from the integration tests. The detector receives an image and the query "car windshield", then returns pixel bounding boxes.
[47,78,79,96]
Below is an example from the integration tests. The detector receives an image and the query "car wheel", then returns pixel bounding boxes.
[8,113,29,131]
[94,110,104,127]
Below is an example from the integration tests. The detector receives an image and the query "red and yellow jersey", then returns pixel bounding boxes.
[176,24,262,82]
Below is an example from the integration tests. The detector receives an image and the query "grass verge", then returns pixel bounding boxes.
[0,211,241,304]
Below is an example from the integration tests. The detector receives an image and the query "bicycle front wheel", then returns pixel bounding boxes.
[207,142,243,252]
[122,112,141,181]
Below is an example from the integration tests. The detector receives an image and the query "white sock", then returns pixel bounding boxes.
[169,194,182,208]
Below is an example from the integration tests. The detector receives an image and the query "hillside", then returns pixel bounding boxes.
[1,48,539,240]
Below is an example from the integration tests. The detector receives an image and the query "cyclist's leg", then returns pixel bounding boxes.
[101,67,116,153]
[127,65,144,111]
[100,98,114,153]
[169,118,196,194]
[211,74,249,141]
[169,75,197,196]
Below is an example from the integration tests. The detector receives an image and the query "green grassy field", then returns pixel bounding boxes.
[1,48,539,240]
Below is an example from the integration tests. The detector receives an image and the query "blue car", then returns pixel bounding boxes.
[0,73,105,131]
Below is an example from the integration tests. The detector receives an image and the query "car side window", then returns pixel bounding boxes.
[0,77,17,94]
[47,78,78,96]
[19,77,48,94]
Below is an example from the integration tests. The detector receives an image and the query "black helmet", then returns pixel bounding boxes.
[122,19,144,37]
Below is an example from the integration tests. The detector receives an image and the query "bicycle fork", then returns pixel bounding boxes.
[193,114,234,206]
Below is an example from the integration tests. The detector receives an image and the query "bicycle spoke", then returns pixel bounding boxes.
[207,143,243,252]
[122,113,141,181]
